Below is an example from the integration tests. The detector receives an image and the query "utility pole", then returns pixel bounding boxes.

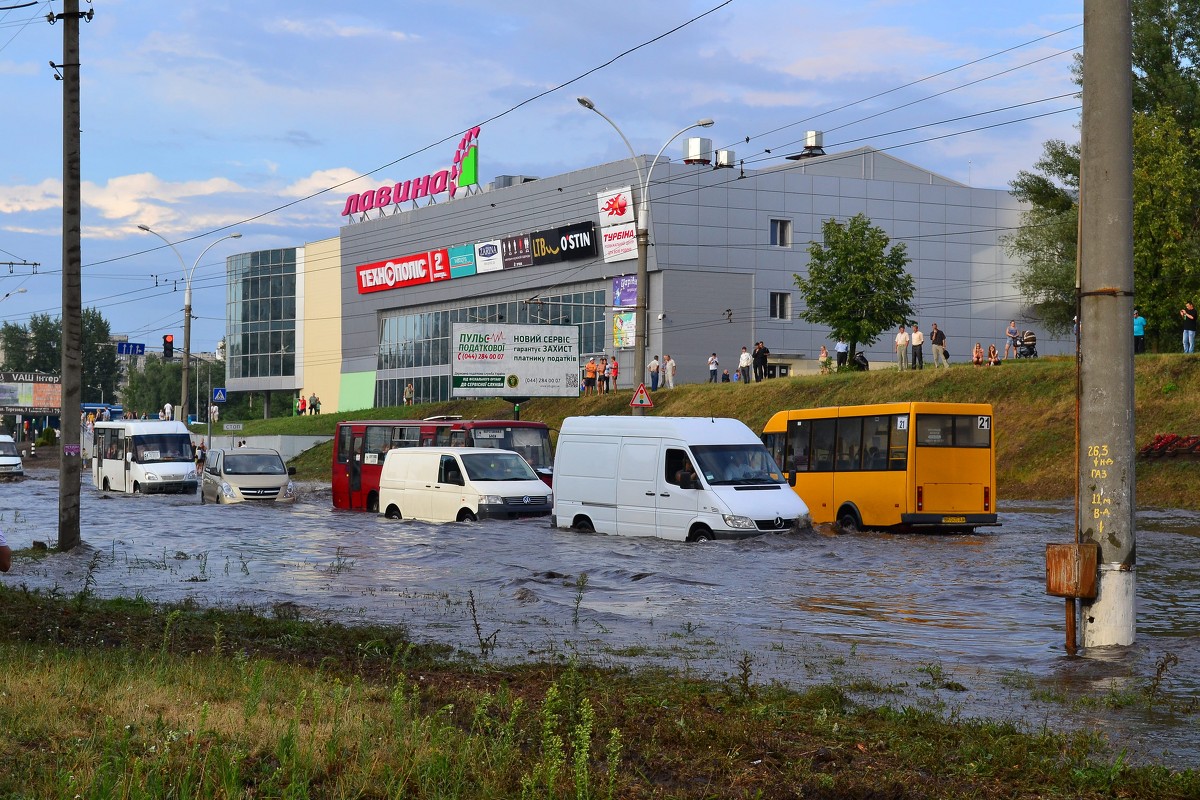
[55,0,90,552]
[1078,0,1136,647]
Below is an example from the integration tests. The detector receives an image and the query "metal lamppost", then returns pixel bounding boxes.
[577,97,713,415]
[137,226,241,424]
[0,288,28,303]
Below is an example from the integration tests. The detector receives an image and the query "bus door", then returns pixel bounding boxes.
[788,418,835,523]
[348,434,364,508]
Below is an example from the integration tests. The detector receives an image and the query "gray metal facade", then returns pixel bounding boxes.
[338,146,1047,395]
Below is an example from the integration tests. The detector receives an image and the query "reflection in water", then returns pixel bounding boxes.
[2,473,1198,766]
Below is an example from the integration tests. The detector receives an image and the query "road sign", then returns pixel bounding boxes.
[223,423,243,432]
[116,342,145,356]
[630,383,654,408]
[212,387,227,403]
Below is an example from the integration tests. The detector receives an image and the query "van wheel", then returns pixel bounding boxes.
[367,493,379,513]
[690,526,714,543]
[384,505,402,520]
[457,509,477,523]
[571,516,594,532]
[102,477,110,491]
[836,507,861,534]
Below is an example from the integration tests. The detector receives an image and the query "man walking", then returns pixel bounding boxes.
[894,325,910,370]
[930,323,947,368]
[910,323,924,370]
[738,346,752,384]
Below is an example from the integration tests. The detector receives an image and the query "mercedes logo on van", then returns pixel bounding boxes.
[773,516,785,529]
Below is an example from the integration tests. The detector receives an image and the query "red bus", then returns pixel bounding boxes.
[332,417,554,511]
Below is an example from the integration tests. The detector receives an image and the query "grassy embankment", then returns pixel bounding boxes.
[223,354,1200,509]
[1,583,1196,798]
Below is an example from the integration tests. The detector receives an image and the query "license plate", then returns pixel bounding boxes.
[942,516,967,524]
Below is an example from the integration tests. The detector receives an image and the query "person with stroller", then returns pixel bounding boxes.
[1004,320,1019,360]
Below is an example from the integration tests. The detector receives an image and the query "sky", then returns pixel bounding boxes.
[0,0,1084,355]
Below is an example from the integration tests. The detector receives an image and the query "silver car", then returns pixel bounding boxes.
[201,447,296,504]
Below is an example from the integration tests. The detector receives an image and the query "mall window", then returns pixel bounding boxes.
[770,218,792,248]
[769,292,792,320]
[226,248,297,379]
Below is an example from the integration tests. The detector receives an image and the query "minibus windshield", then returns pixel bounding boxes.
[131,434,192,464]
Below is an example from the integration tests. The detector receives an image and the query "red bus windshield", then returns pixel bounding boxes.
[331,419,553,511]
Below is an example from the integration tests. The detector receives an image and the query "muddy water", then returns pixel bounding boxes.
[3,470,1197,767]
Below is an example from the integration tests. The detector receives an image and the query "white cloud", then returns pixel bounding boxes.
[268,18,418,42]
[0,179,62,213]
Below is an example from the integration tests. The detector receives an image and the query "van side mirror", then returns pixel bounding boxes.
[287,466,297,476]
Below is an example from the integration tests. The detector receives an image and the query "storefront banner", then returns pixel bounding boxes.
[531,221,598,266]
[429,248,451,282]
[611,312,636,349]
[596,186,635,226]
[601,221,638,263]
[451,323,579,398]
[449,244,477,278]
[0,371,62,414]
[475,240,503,273]
[502,234,533,269]
[612,275,637,307]
[356,253,433,294]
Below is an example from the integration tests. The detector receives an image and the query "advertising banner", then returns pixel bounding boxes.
[451,323,579,398]
[596,186,635,226]
[611,312,636,349]
[611,275,638,308]
[531,221,598,266]
[475,240,503,273]
[502,234,533,270]
[0,371,62,414]
[601,221,638,263]
[449,244,477,278]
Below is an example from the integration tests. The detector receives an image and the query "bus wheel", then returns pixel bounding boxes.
[366,493,379,513]
[836,507,861,534]
[571,516,594,532]
[132,482,141,494]
[102,477,110,491]
[457,509,477,523]
[384,505,401,520]
[690,526,714,543]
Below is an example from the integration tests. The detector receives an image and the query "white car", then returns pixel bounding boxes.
[0,434,24,479]
[201,448,296,504]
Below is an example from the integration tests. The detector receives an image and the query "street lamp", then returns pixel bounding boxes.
[577,97,713,415]
[0,287,28,303]
[138,225,241,424]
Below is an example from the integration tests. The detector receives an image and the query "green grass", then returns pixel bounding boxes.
[1,584,1196,799]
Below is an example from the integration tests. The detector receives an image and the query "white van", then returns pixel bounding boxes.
[0,434,24,478]
[378,446,552,523]
[552,416,811,541]
[92,420,197,494]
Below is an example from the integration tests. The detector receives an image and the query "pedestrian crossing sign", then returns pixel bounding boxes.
[630,383,653,408]
[212,387,227,403]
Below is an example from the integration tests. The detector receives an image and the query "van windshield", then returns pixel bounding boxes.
[692,444,786,486]
[223,454,286,475]
[131,434,192,464]
[460,452,538,482]
[0,441,18,457]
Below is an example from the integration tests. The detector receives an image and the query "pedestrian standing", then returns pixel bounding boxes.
[1004,320,1019,360]
[298,393,307,415]
[403,383,414,406]
[738,346,752,384]
[894,325,910,370]
[309,392,318,414]
[1181,302,1196,353]
[707,353,719,383]
[648,355,660,391]
[753,341,770,381]
[583,357,598,395]
[834,339,849,371]
[599,356,610,394]
[910,324,924,370]
[930,323,947,368]
[1132,310,1146,355]
[610,357,619,389]
[663,354,677,389]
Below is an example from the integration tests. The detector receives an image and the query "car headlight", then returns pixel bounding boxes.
[219,481,236,499]
[721,514,757,530]
[283,481,296,498]
[481,495,503,505]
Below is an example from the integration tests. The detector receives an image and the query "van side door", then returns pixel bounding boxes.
[656,447,700,540]
[615,438,658,538]
[431,454,466,521]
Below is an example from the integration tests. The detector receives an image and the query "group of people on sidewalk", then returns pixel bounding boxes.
[295,391,321,415]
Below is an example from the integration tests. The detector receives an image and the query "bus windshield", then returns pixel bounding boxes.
[692,444,785,486]
[131,434,193,464]
[460,452,539,482]
[469,427,553,470]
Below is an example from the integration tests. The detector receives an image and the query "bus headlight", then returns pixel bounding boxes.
[145,472,160,481]
[722,514,757,530]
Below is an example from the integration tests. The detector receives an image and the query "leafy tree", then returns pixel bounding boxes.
[794,213,915,363]
[121,355,180,419]
[0,308,122,401]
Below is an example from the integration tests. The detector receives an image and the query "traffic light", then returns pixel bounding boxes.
[163,334,174,360]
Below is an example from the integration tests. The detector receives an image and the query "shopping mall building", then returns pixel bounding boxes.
[224,133,1052,414]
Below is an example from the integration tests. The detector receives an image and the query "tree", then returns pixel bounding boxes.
[0,308,122,400]
[795,213,915,363]
[121,355,179,418]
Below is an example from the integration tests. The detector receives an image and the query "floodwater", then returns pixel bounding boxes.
[3,468,1198,768]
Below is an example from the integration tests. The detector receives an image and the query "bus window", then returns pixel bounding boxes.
[835,417,863,471]
[364,425,393,464]
[863,416,890,471]
[889,414,909,470]
[787,419,810,472]
[391,425,420,448]
[763,431,787,473]
[507,427,552,470]
[337,425,353,464]
[811,419,836,471]
[955,414,992,447]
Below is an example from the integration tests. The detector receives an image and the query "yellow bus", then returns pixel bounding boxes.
[761,402,997,532]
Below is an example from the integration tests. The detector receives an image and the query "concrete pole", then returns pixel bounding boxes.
[181,289,191,423]
[1078,0,1136,647]
[57,0,83,551]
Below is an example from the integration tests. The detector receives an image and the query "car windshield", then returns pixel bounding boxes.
[131,434,193,464]
[0,442,18,457]
[692,444,786,486]
[223,454,286,475]
[460,452,538,482]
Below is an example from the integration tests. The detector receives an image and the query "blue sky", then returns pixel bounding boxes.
[0,0,1083,353]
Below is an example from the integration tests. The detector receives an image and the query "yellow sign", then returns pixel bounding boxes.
[630,383,654,408]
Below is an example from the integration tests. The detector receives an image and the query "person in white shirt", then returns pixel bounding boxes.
[707,353,719,383]
[910,324,925,370]
[738,346,753,384]
[894,325,910,370]
[648,355,661,391]
[663,355,677,389]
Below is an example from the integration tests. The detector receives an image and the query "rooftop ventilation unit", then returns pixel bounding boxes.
[682,137,713,165]
[786,130,826,160]
[714,149,736,168]
[494,174,539,189]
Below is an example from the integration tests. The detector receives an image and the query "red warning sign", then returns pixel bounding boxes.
[630,383,654,408]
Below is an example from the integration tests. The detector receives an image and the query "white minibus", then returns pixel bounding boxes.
[92,420,197,494]
[552,416,811,542]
